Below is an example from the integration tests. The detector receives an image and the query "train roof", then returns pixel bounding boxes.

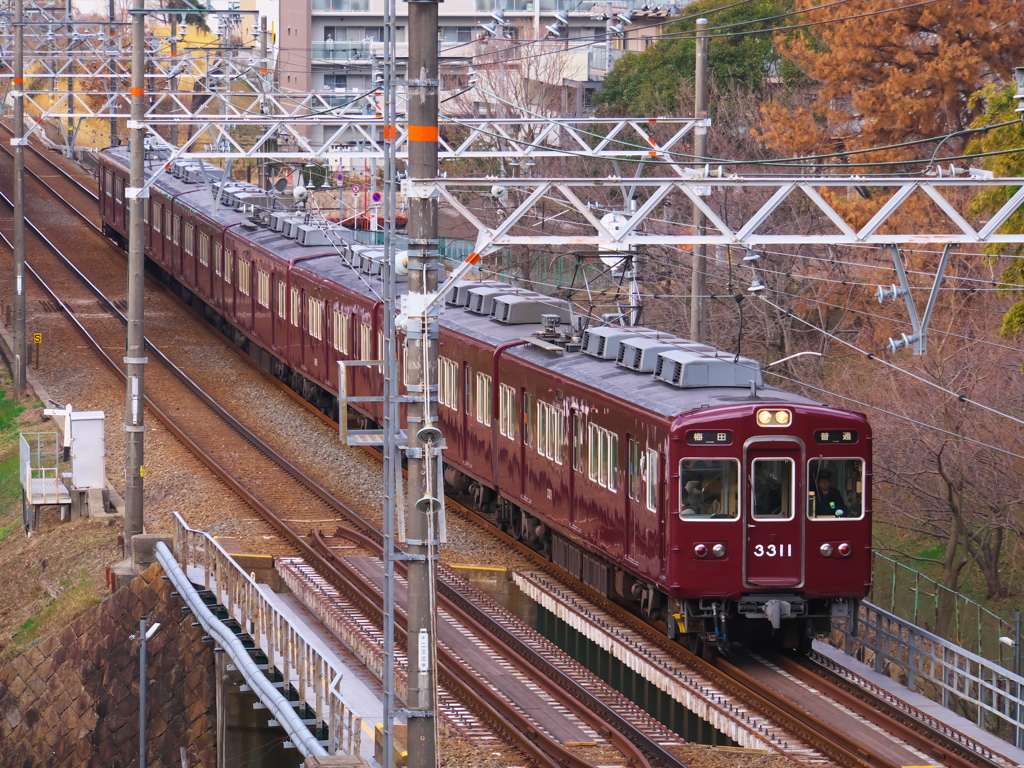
[103,147,839,420]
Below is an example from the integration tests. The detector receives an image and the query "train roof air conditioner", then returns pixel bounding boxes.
[295,223,339,246]
[281,217,302,239]
[183,165,223,184]
[581,326,659,360]
[446,279,507,307]
[616,336,687,373]
[466,285,527,316]
[491,293,571,325]
[654,349,763,388]
[360,252,385,276]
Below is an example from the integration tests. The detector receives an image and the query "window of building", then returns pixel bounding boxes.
[323,72,348,91]
[498,384,516,439]
[475,372,492,426]
[237,258,251,295]
[308,297,324,340]
[290,287,301,327]
[332,309,350,353]
[256,268,271,308]
[440,26,474,42]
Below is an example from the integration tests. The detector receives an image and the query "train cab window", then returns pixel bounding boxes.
[808,459,864,519]
[498,383,516,439]
[224,249,233,284]
[679,459,739,519]
[332,310,350,354]
[475,372,492,426]
[751,458,795,519]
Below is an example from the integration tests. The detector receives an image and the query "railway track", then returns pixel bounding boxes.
[3,128,1019,768]
[0,128,687,768]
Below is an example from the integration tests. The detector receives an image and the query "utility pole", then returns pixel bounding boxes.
[65,0,74,157]
[405,0,440,760]
[169,15,178,149]
[257,16,268,191]
[123,0,146,557]
[12,0,26,399]
[108,0,118,147]
[689,17,708,343]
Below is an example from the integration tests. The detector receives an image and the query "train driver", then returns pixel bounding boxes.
[812,470,848,517]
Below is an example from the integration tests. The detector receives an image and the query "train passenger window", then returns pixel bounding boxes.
[498,384,516,439]
[536,401,563,463]
[143,200,149,224]
[237,259,251,296]
[589,424,617,490]
[308,298,324,340]
[184,223,194,255]
[153,204,161,233]
[333,310,350,354]
[277,281,287,318]
[475,373,492,426]
[645,448,658,512]
[807,459,864,519]
[751,458,794,519]
[164,210,172,240]
[224,249,233,284]
[628,439,642,502]
[213,243,222,275]
[291,288,302,327]
[256,269,271,308]
[115,178,124,204]
[199,234,210,266]
[104,171,113,196]
[572,415,584,472]
[679,459,739,519]
[173,216,180,246]
[438,357,458,408]
[359,323,374,360]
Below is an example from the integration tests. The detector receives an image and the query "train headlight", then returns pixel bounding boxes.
[694,544,708,558]
[820,543,833,557]
[756,409,793,427]
[837,542,851,557]
[712,544,726,558]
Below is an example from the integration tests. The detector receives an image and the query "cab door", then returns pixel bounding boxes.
[743,438,804,588]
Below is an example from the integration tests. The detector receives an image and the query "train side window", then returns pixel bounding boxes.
[199,234,210,266]
[164,210,172,240]
[104,171,113,196]
[807,458,864,519]
[535,401,563,463]
[475,372,492,426]
[115,178,124,204]
[277,281,287,318]
[237,258,251,296]
[173,216,180,246]
[498,383,515,439]
[522,391,533,446]
[290,288,302,327]
[143,200,149,225]
[464,365,472,416]
[628,439,642,502]
[153,204,161,233]
[572,414,584,473]
[256,269,271,308]
[588,423,599,482]
[308,298,324,340]
[332,310,350,355]
[751,458,795,520]
[679,459,739,519]
[213,243,222,275]
[224,249,233,284]
[645,448,658,512]
[589,423,617,489]
[184,223,194,255]
[359,322,374,361]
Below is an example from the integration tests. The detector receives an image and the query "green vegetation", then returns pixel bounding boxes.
[593,0,795,114]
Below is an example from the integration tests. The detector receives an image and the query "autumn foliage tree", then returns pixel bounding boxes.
[755,0,1024,169]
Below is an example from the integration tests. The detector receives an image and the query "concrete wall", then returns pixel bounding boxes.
[0,563,217,767]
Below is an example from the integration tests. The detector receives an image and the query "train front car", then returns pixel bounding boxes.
[667,401,871,654]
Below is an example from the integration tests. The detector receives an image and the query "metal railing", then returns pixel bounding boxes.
[834,601,1024,748]
[311,41,374,61]
[312,0,371,11]
[170,512,363,756]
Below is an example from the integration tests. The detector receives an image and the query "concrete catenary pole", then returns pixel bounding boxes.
[689,18,708,343]
[406,0,440,761]
[12,0,26,399]
[258,16,268,192]
[138,615,148,768]
[123,0,147,555]
[169,16,178,149]
[108,0,118,147]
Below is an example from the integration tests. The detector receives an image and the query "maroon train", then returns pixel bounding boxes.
[99,147,872,652]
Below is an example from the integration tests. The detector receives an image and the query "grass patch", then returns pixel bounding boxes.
[0,521,20,541]
[0,578,100,665]
[0,390,24,432]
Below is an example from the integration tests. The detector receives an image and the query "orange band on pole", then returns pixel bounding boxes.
[466,252,481,265]
[260,68,268,74]
[408,125,439,142]
[383,125,397,141]
[131,87,144,97]
[13,78,23,84]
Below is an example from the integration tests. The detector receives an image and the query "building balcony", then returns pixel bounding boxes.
[311,40,410,61]
[312,0,371,12]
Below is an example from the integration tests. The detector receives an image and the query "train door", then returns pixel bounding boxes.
[743,438,804,588]
[625,435,642,565]
[569,410,582,528]
[520,389,533,499]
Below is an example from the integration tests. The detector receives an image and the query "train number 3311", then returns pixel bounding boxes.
[752,544,793,557]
